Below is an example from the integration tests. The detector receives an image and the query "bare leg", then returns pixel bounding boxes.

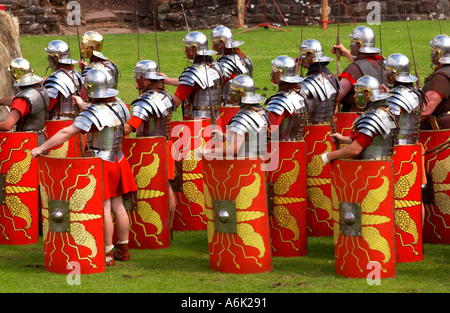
[111,194,129,242]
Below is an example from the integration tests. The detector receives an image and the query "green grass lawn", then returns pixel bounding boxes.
[0,232,449,293]
[1,21,449,295]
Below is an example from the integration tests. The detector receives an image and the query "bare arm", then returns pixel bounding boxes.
[323,139,363,164]
[0,109,21,131]
[331,44,353,63]
[337,77,354,103]
[421,90,443,121]
[0,96,14,107]
[31,125,81,158]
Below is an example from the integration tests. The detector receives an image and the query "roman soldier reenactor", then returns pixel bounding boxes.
[31,69,137,266]
[43,40,86,157]
[44,40,84,120]
[1,58,49,145]
[124,59,177,244]
[419,34,450,244]
[265,55,308,256]
[164,31,222,121]
[324,75,398,278]
[210,25,253,106]
[0,58,48,245]
[78,31,120,89]
[332,26,384,113]
[298,39,340,237]
[385,53,426,262]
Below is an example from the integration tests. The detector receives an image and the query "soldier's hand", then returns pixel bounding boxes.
[31,147,41,158]
[79,59,87,70]
[380,84,389,93]
[330,132,350,145]
[73,95,88,110]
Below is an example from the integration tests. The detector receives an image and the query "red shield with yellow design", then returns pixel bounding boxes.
[120,136,170,249]
[0,132,39,245]
[39,155,105,274]
[303,124,335,236]
[218,106,240,133]
[44,120,85,157]
[202,156,272,274]
[335,112,359,139]
[419,130,450,244]
[392,144,423,262]
[331,159,396,278]
[170,119,211,231]
[265,140,307,257]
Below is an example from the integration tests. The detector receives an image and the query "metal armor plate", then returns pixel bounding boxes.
[170,119,211,231]
[419,129,450,244]
[303,124,336,236]
[202,156,272,274]
[331,159,396,278]
[265,140,307,257]
[392,144,423,262]
[120,136,170,249]
[39,155,105,274]
[0,132,39,245]
[44,120,85,157]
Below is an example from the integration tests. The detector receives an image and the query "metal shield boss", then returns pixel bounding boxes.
[0,132,39,245]
[331,159,396,278]
[44,120,85,157]
[393,144,423,262]
[304,124,336,236]
[419,130,450,244]
[39,155,105,274]
[170,119,211,231]
[202,156,272,274]
[265,140,307,257]
[120,136,170,249]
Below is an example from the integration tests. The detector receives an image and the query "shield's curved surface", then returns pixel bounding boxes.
[39,155,104,274]
[0,132,39,245]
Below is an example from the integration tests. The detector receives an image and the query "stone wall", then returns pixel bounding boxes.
[2,0,449,35]
[156,0,449,31]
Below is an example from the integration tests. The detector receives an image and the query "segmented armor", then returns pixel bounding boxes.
[227,105,270,157]
[352,101,398,159]
[82,56,120,89]
[265,88,308,140]
[44,68,84,119]
[130,89,175,139]
[179,62,222,120]
[73,98,129,162]
[218,54,253,105]
[14,86,49,145]
[387,85,424,145]
[300,71,340,123]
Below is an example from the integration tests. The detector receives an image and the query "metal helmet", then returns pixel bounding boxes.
[133,60,165,80]
[430,34,450,64]
[354,75,391,108]
[271,55,303,84]
[299,39,333,62]
[349,26,380,54]
[45,40,78,69]
[229,74,265,105]
[183,31,216,57]
[8,58,43,87]
[211,25,244,49]
[84,69,119,99]
[384,53,417,84]
[81,31,104,59]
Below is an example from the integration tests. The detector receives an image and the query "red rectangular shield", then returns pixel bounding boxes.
[0,132,39,245]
